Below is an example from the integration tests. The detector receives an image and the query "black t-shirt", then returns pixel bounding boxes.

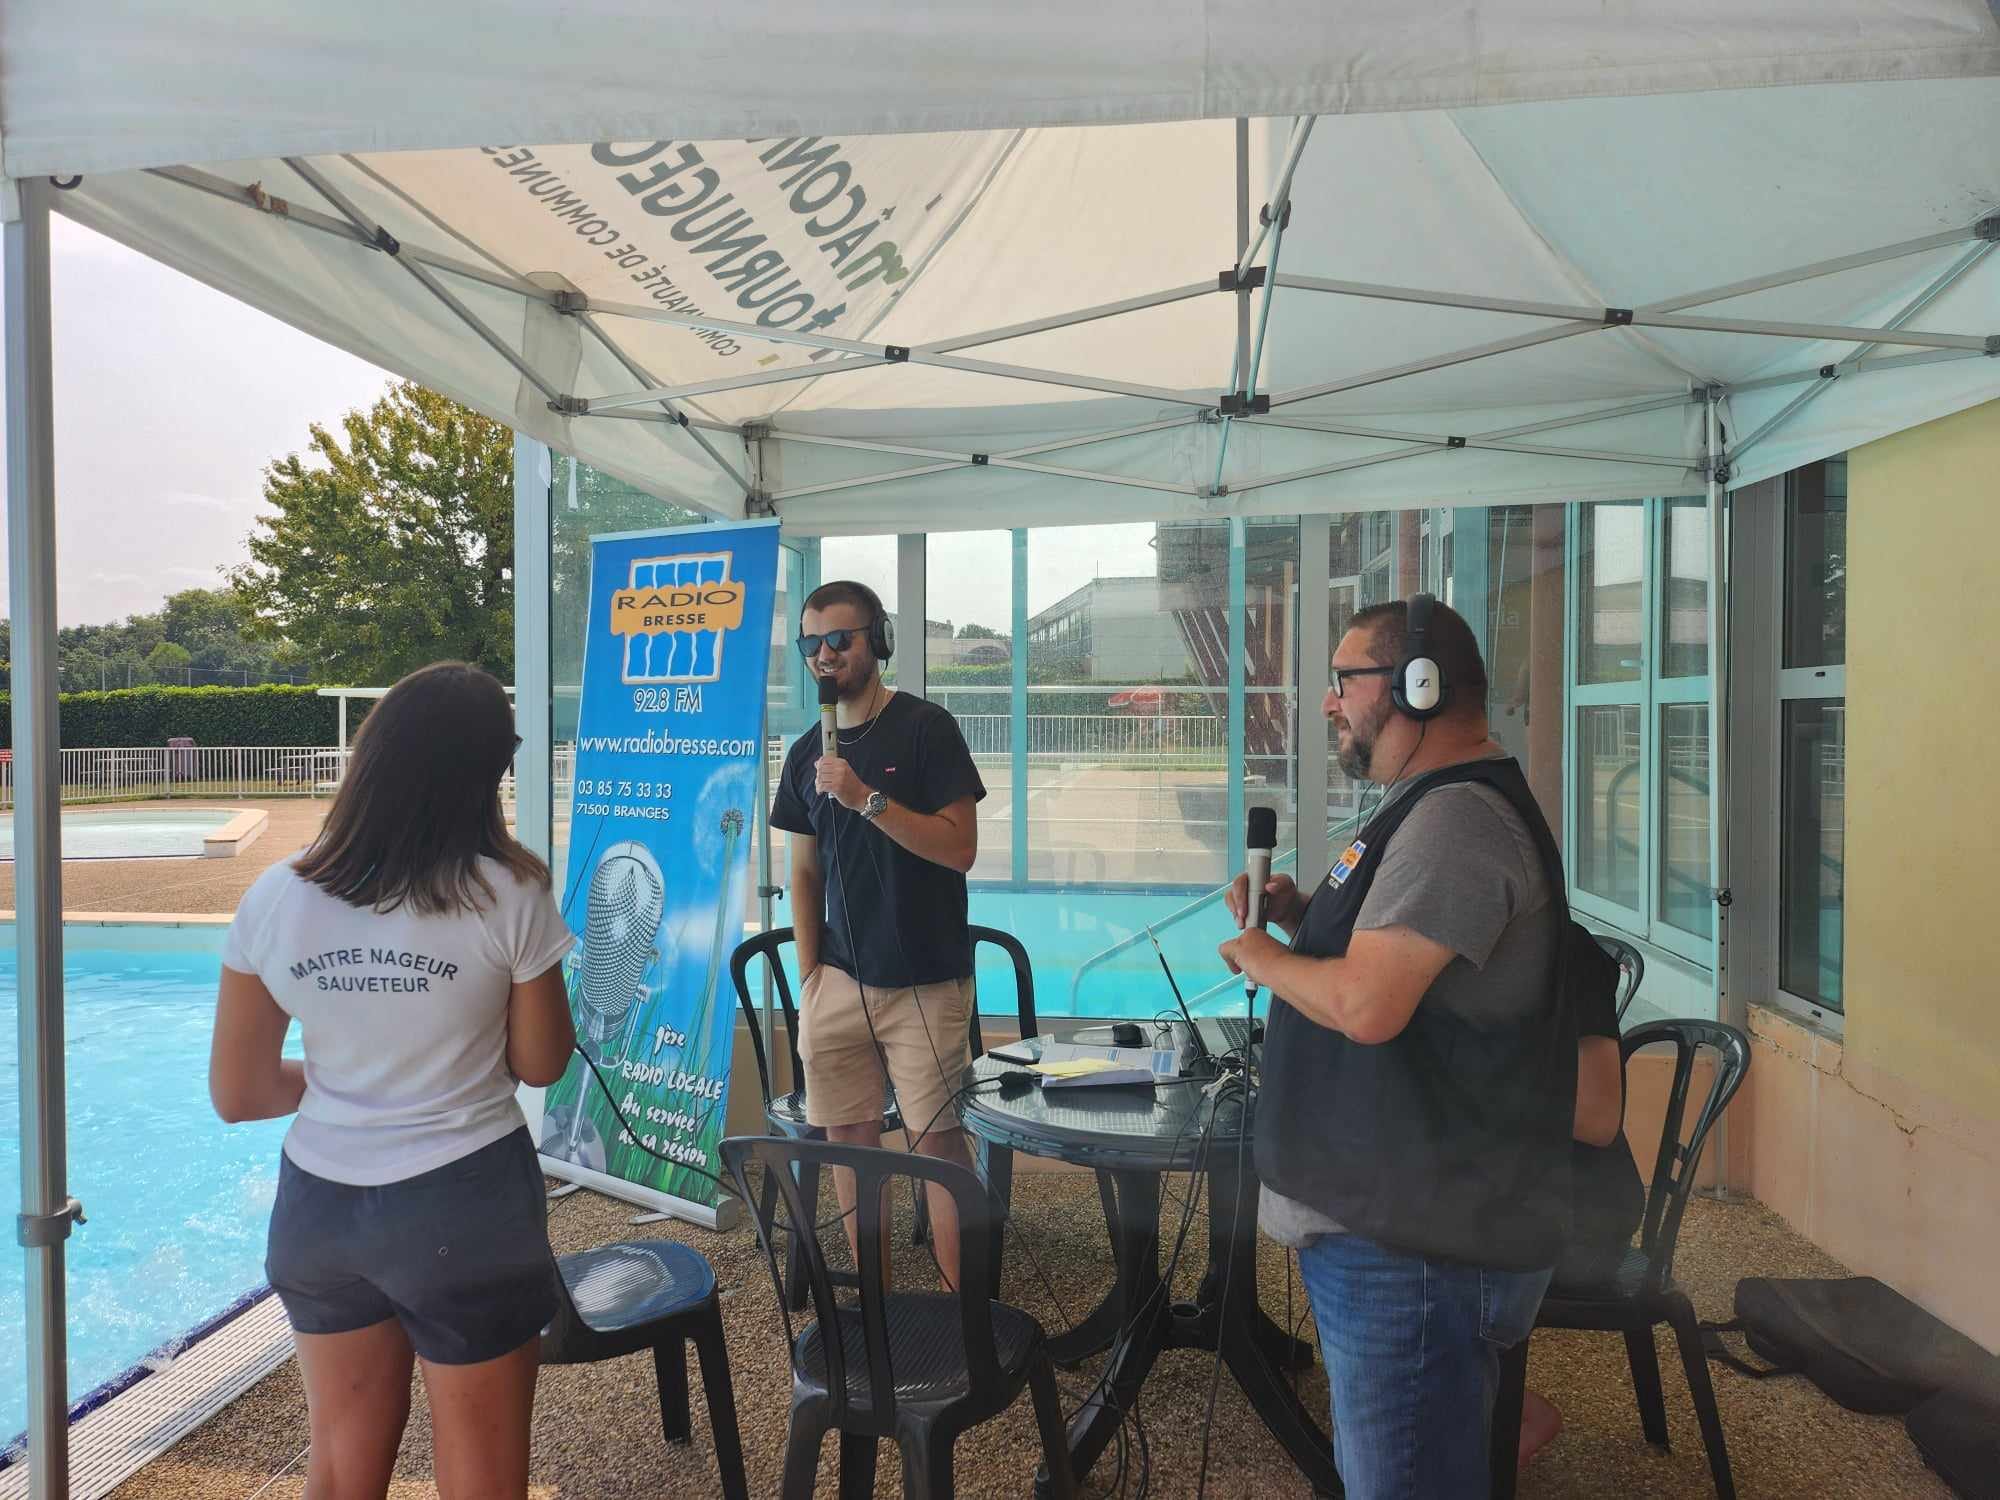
[1567,970,1646,1272]
[769,691,986,989]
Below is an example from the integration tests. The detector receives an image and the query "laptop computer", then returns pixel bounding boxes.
[1144,928,1262,1067]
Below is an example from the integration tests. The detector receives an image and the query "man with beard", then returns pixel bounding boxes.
[769,580,985,1291]
[1219,595,1574,1499]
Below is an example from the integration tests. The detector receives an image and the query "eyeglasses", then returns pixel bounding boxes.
[795,628,863,659]
[1329,665,1396,698]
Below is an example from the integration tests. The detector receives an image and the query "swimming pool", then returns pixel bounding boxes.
[0,808,239,861]
[0,927,292,1447]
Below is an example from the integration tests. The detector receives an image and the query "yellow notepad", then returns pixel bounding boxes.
[1033,1058,1123,1080]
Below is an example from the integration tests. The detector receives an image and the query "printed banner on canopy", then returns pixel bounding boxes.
[535,518,779,1218]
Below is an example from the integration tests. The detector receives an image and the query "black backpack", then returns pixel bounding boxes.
[1704,1276,2000,1415]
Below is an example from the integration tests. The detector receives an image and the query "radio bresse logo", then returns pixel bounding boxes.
[610,552,746,684]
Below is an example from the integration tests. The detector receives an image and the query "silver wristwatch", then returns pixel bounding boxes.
[860,789,889,821]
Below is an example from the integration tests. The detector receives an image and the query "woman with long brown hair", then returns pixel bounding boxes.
[209,661,576,1499]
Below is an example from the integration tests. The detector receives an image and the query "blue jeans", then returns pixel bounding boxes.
[1296,1232,1551,1499]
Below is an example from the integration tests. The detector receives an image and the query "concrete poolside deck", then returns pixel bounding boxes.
[102,1174,1946,1500]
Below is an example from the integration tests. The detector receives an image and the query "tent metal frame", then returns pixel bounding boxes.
[133,152,1997,517]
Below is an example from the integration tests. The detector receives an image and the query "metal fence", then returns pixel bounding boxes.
[953,712,1226,763]
[0,716,1229,813]
[0,745,358,808]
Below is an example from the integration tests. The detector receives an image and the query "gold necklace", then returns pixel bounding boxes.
[837,679,888,747]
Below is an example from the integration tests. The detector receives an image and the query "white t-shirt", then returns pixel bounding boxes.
[222,853,576,1186]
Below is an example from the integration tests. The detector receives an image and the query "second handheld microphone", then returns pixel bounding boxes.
[1243,804,1279,1000]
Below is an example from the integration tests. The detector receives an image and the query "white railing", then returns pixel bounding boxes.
[951,713,1226,762]
[0,745,357,809]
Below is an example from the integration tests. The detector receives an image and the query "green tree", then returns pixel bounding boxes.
[230,382,516,684]
[145,641,192,681]
[956,621,1003,640]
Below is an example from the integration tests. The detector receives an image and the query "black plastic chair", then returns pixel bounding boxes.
[1595,932,1647,1024]
[540,1238,749,1498]
[1492,1018,1751,1500]
[719,1135,1074,1500]
[730,924,1038,1307]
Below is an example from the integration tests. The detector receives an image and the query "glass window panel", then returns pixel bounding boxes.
[1326,512,1402,822]
[1785,457,1848,670]
[1781,699,1846,1011]
[1485,505,1569,840]
[1245,520,1303,855]
[1578,502,1645,684]
[816,536,898,685]
[1029,523,1223,886]
[927,530,1014,884]
[1660,498,1710,678]
[1575,704,1642,910]
[1658,703,1712,939]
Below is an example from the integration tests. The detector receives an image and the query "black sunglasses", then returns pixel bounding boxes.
[795,628,864,659]
[1329,664,1396,698]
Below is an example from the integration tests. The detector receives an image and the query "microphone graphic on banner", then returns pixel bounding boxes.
[557,841,665,1166]
[1243,804,1278,1002]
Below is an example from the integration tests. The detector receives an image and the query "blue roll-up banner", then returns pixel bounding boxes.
[533,518,779,1227]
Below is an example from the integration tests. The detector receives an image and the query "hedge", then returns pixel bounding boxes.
[0,685,348,750]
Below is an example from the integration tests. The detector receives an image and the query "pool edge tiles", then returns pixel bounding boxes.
[0,917,230,954]
[0,806,256,862]
[0,1292,294,1500]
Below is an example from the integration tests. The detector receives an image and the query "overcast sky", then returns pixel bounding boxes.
[0,218,393,627]
[0,217,1156,634]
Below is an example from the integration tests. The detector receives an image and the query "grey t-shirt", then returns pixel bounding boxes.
[1259,749,1556,1247]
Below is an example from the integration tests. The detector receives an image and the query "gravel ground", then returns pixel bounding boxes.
[108,1168,1946,1500]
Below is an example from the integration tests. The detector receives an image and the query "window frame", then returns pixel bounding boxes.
[1562,496,1716,966]
[1772,459,1848,1019]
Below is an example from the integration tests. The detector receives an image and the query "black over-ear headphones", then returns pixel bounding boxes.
[1391,592,1446,720]
[846,580,896,662]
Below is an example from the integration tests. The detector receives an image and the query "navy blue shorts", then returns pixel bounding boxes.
[265,1126,559,1365]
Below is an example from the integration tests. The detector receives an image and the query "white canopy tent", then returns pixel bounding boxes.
[7,4,2000,1492]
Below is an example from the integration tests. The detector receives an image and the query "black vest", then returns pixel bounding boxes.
[1253,756,1576,1271]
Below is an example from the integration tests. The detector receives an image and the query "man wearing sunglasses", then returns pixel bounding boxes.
[768,580,986,1289]
[1217,596,1578,1499]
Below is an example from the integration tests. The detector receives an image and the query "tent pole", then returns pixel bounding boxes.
[1704,388,1734,1200]
[914,282,1216,355]
[282,158,563,402]
[1721,345,1983,399]
[1639,223,1986,314]
[1235,118,1252,386]
[1727,240,1996,465]
[1244,414,1690,470]
[511,434,553,860]
[7,174,77,1500]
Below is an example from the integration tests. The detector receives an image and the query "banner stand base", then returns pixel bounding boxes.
[538,1153,744,1234]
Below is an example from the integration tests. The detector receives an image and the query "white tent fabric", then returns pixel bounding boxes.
[39,70,2000,532]
[7,2,1999,178]
[10,3,2000,533]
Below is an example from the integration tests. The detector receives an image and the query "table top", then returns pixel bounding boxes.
[960,1026,1253,1173]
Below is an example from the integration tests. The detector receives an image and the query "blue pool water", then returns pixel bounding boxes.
[0,891,1241,1443]
[0,809,237,861]
[0,933,292,1445]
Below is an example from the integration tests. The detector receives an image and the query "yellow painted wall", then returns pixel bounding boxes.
[1845,397,2000,1124]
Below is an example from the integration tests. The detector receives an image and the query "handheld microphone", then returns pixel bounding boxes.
[818,674,839,777]
[1243,804,1278,1000]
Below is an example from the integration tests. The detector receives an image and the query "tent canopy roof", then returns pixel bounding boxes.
[10,3,2000,531]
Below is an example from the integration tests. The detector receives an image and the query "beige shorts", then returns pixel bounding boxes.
[797,963,975,1138]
